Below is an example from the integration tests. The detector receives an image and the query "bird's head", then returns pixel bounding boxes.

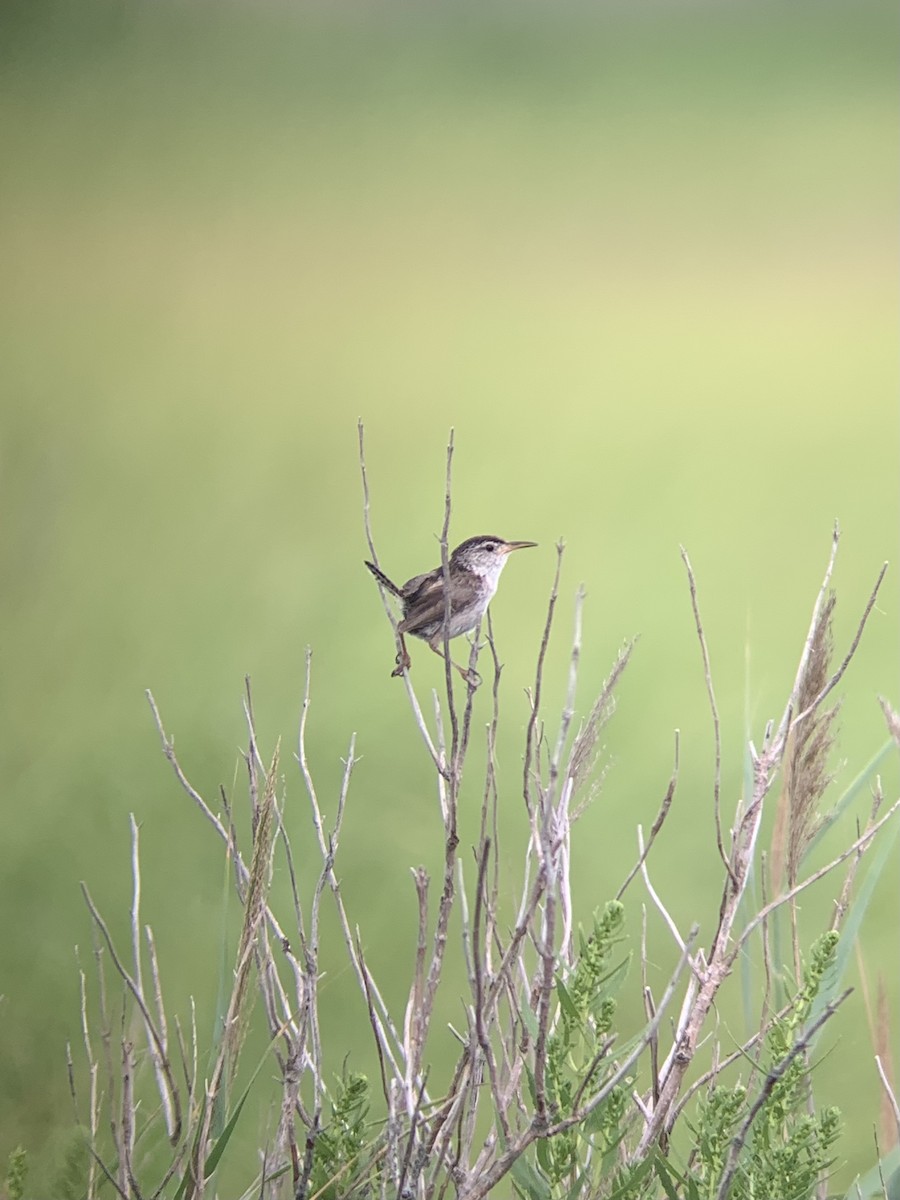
[450,535,537,584]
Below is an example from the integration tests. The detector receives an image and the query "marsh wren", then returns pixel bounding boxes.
[365,535,537,680]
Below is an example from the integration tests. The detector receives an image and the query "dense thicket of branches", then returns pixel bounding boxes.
[62,431,897,1200]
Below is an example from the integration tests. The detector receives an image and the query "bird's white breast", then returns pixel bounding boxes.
[473,557,508,599]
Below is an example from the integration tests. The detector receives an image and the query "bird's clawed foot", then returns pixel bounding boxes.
[448,661,481,688]
[391,649,412,677]
[393,644,481,688]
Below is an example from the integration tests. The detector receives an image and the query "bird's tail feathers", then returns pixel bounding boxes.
[365,560,403,598]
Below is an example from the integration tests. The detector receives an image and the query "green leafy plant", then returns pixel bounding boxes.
[309,1072,373,1199]
[690,933,842,1200]
[3,1146,27,1200]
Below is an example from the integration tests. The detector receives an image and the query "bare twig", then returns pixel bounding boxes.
[295,652,404,1085]
[440,429,459,758]
[80,481,886,1200]
[734,789,900,961]
[681,547,731,879]
[357,420,447,775]
[638,824,691,957]
[617,731,679,899]
[880,698,900,749]
[792,561,888,732]
[876,1054,900,1146]
[80,884,182,1143]
[638,532,884,1157]
[523,541,565,815]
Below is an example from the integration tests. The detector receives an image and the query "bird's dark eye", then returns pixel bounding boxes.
[486,543,498,552]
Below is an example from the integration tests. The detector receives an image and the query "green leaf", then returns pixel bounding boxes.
[536,1136,553,1175]
[521,999,540,1041]
[564,1168,589,1200]
[582,1102,608,1136]
[174,1017,280,1199]
[205,854,237,1141]
[843,1146,900,1200]
[603,1155,654,1200]
[199,1081,252,1180]
[173,1097,207,1200]
[806,740,894,861]
[809,802,900,1039]
[556,976,580,1022]
[583,1093,625,1136]
[654,1156,683,1200]
[510,1153,553,1200]
[597,954,631,997]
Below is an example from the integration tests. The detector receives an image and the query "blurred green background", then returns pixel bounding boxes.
[1,0,897,1191]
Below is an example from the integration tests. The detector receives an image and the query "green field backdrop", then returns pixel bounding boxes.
[1,0,897,1193]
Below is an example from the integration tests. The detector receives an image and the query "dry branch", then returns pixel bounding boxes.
[71,455,893,1200]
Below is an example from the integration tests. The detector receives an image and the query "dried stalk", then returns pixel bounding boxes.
[636,536,890,1157]
[72,463,891,1200]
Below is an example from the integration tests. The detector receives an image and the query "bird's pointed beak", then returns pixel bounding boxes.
[502,540,538,554]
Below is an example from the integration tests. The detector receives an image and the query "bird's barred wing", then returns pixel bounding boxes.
[399,568,447,636]
[401,569,440,598]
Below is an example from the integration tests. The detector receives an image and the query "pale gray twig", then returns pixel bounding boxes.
[875,1054,900,1145]
[617,731,679,900]
[681,547,730,879]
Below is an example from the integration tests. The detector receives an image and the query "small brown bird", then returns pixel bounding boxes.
[365,534,537,680]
